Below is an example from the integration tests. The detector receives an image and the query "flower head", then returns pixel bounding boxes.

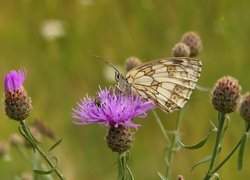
[4,69,32,121]
[125,56,142,72]
[72,87,154,129]
[211,76,241,113]
[181,31,203,57]
[172,42,191,57]
[4,69,26,92]
[239,93,250,123]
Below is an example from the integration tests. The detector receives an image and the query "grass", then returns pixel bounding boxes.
[0,0,250,179]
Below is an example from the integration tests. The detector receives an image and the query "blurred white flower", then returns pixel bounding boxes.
[40,19,66,41]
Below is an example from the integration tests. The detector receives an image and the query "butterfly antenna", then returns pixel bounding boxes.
[94,55,120,73]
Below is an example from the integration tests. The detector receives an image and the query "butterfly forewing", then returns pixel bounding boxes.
[125,57,202,112]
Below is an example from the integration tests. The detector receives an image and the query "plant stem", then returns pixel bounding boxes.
[204,112,225,180]
[210,123,250,174]
[153,110,169,144]
[20,120,64,180]
[118,152,134,180]
[165,110,184,179]
[211,139,241,174]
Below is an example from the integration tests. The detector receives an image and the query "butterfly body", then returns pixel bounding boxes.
[116,57,202,113]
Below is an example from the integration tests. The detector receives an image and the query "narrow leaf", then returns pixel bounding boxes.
[126,165,135,180]
[18,125,36,152]
[47,155,59,168]
[178,133,210,150]
[34,169,54,175]
[237,133,248,172]
[220,116,230,141]
[210,120,217,132]
[157,171,166,180]
[191,155,212,171]
[48,139,62,152]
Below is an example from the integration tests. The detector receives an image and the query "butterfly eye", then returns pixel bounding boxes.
[115,71,120,82]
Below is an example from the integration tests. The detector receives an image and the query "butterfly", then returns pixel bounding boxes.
[100,56,202,113]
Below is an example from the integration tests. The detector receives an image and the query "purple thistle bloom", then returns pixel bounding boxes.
[72,87,154,129]
[4,69,26,92]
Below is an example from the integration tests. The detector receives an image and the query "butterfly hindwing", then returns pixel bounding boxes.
[125,57,202,112]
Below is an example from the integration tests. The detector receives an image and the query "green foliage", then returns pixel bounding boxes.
[1,0,250,179]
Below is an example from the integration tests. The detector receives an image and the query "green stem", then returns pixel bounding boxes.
[153,110,170,144]
[210,123,250,174]
[165,109,184,179]
[211,139,241,174]
[204,112,225,180]
[118,152,134,180]
[20,120,64,180]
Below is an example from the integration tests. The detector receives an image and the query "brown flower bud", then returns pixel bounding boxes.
[125,56,142,72]
[5,88,32,121]
[211,76,241,113]
[239,93,250,123]
[181,31,203,57]
[106,125,134,153]
[172,42,191,57]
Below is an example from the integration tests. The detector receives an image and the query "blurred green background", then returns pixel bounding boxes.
[0,0,250,179]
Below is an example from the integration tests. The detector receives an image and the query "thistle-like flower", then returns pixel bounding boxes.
[239,93,250,123]
[181,31,203,57]
[72,87,154,129]
[172,42,191,57]
[4,69,32,121]
[125,56,142,72]
[211,76,241,113]
[72,87,154,152]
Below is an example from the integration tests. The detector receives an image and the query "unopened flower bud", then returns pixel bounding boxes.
[239,93,250,123]
[211,76,241,113]
[9,133,23,146]
[177,175,185,180]
[106,125,134,153]
[125,56,142,72]
[172,42,190,57]
[0,142,9,156]
[4,69,32,121]
[181,31,203,57]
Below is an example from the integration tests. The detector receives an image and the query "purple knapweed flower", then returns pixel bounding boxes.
[72,87,154,129]
[4,68,32,121]
[4,69,26,92]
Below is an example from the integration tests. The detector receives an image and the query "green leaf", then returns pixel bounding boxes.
[18,125,36,152]
[210,120,217,132]
[126,165,135,180]
[191,155,212,171]
[49,139,62,152]
[157,172,166,180]
[237,132,248,172]
[220,115,230,141]
[178,133,210,150]
[47,155,59,168]
[34,169,54,175]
